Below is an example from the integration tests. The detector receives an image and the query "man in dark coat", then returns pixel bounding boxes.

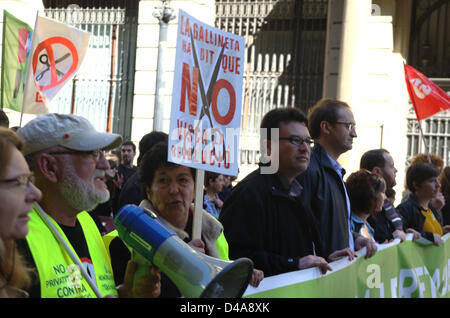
[220,107,356,277]
[297,98,377,259]
[360,148,406,243]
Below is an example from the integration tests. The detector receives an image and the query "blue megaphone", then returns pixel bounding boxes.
[114,204,253,298]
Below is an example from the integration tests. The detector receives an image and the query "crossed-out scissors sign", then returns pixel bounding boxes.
[168,9,245,177]
[21,15,90,115]
[32,36,79,91]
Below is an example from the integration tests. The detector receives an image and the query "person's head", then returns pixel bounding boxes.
[17,113,122,215]
[440,166,450,197]
[0,127,40,291]
[0,127,41,241]
[138,141,196,230]
[121,141,136,167]
[360,149,397,189]
[346,169,386,215]
[137,131,168,165]
[0,110,9,128]
[406,163,441,201]
[260,107,311,179]
[308,98,357,158]
[204,171,224,194]
[410,153,444,172]
[385,187,396,204]
[222,175,232,188]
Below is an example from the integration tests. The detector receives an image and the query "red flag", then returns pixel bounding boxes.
[404,64,450,121]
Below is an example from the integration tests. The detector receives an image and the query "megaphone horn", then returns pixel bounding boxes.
[114,204,254,298]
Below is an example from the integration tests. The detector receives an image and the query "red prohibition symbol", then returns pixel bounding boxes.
[32,36,79,91]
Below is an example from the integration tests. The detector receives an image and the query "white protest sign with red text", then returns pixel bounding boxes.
[22,15,90,114]
[168,9,245,176]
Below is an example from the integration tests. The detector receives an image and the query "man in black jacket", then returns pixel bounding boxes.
[360,149,406,243]
[297,98,377,259]
[219,107,356,277]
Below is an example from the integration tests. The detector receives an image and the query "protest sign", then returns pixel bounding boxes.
[22,15,90,115]
[168,9,245,177]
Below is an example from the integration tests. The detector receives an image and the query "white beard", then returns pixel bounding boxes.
[58,160,110,212]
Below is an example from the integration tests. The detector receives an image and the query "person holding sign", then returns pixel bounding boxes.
[122,141,263,297]
[15,113,160,298]
[220,108,356,277]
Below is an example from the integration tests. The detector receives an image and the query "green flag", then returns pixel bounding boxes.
[1,10,32,111]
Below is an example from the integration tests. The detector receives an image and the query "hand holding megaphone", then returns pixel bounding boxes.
[114,204,254,298]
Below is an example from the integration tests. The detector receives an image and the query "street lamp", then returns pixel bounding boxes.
[152,1,176,132]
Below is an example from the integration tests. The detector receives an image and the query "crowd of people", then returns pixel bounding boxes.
[0,98,449,298]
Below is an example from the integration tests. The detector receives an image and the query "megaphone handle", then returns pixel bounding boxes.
[34,203,104,298]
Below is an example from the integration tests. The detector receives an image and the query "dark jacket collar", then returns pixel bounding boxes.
[311,142,334,170]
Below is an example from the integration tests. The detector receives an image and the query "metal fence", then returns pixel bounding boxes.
[215,0,328,165]
[44,7,125,133]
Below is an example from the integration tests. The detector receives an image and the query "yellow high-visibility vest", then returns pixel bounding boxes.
[26,207,118,298]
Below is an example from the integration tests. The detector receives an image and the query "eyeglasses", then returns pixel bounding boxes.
[0,173,35,189]
[279,136,313,147]
[48,149,105,162]
[334,121,356,131]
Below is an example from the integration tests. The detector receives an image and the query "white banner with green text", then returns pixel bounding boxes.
[244,234,450,298]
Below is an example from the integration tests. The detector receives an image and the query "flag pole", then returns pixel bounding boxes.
[19,11,39,127]
[404,62,431,163]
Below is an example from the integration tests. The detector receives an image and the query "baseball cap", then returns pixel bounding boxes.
[17,113,123,156]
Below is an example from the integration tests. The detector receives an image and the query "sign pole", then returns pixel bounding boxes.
[192,168,205,240]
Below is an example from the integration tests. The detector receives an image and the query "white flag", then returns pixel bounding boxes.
[22,15,90,114]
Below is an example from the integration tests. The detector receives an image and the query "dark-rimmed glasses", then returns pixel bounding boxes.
[334,121,356,131]
[279,136,313,147]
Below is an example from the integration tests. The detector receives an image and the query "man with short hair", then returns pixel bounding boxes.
[360,149,406,242]
[298,98,377,259]
[117,141,137,185]
[220,107,355,277]
[16,113,159,298]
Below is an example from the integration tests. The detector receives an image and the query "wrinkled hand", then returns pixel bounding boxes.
[249,269,264,288]
[117,260,161,298]
[188,238,205,254]
[392,230,406,242]
[327,248,357,262]
[298,255,332,274]
[354,236,377,258]
[406,228,421,240]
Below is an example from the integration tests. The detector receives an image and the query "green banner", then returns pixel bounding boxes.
[1,10,32,112]
[244,236,450,298]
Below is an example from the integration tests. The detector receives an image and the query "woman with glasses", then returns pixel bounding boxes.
[0,127,42,297]
[346,170,386,242]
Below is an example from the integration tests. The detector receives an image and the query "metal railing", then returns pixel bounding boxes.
[215,0,328,165]
[44,7,125,133]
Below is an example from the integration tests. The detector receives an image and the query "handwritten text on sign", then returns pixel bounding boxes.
[168,10,245,176]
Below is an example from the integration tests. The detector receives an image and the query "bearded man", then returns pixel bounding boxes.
[16,113,160,298]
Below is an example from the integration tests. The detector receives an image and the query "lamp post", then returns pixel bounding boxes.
[152,1,176,131]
